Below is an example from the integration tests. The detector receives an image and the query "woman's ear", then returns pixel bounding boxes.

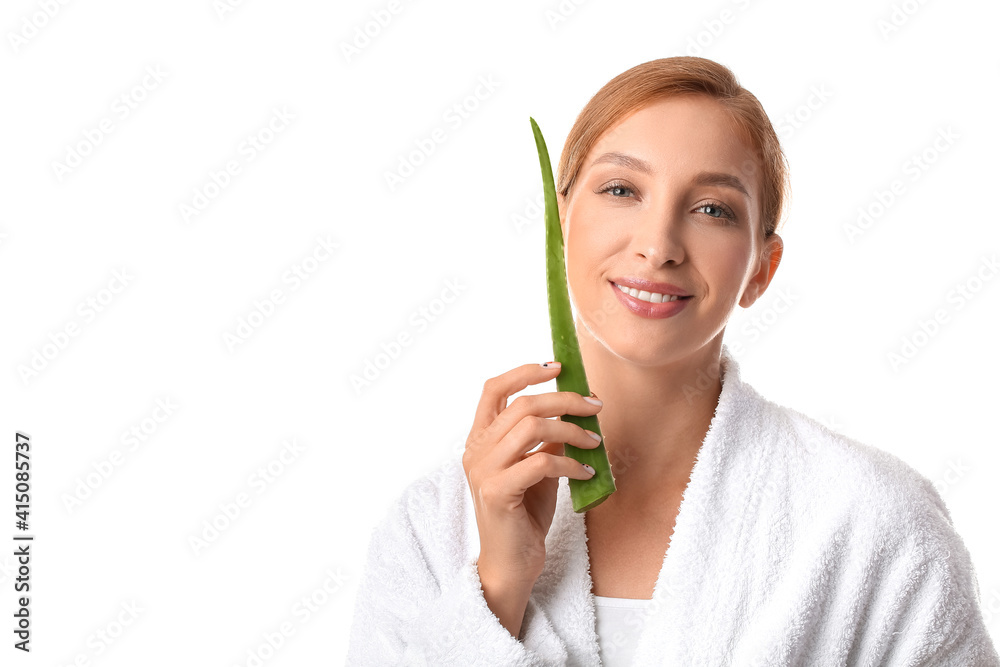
[740,234,784,308]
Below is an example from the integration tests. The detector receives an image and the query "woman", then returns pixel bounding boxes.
[346,57,999,666]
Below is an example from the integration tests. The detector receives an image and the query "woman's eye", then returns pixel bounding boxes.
[697,203,735,220]
[598,182,634,198]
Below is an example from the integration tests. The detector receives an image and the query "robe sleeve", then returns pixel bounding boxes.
[861,484,1000,667]
[344,491,569,666]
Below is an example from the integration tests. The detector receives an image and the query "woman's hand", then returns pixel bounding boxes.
[462,361,603,636]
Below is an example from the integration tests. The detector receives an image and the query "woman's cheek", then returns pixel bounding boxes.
[705,238,749,279]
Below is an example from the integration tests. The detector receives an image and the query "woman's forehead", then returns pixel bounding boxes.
[589,97,754,169]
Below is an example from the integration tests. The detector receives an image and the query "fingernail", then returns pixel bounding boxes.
[540,361,561,368]
[586,430,602,442]
[582,464,596,476]
[583,396,602,406]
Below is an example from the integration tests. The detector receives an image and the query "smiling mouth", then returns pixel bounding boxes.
[611,281,693,304]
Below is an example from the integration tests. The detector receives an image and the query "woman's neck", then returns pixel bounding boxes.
[576,324,724,500]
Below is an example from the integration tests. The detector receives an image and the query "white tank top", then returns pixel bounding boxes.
[593,595,654,666]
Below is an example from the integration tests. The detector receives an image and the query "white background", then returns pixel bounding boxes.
[2,0,998,664]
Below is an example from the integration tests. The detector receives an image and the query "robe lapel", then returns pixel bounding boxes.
[631,344,766,665]
[513,344,762,666]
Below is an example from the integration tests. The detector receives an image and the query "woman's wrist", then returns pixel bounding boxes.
[476,559,535,639]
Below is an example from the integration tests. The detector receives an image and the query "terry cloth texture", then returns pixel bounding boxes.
[346,344,1000,666]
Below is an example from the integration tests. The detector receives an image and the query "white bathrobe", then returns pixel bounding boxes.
[346,344,1000,666]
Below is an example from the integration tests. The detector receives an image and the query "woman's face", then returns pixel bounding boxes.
[558,94,782,367]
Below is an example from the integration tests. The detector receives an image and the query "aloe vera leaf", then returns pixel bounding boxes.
[529,116,616,513]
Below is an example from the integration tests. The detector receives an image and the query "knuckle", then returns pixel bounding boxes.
[509,394,535,412]
[527,451,550,471]
[466,425,492,451]
[524,413,545,430]
[514,415,544,438]
[465,430,481,451]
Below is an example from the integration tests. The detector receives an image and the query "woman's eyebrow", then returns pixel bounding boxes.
[692,171,752,200]
[590,151,653,175]
[589,152,751,200]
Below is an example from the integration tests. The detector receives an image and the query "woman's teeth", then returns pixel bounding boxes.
[615,283,683,303]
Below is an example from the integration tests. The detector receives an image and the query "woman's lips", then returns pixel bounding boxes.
[610,280,692,319]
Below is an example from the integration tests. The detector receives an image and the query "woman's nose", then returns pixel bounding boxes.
[632,204,685,266]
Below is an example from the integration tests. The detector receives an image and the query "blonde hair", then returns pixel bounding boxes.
[556,57,790,242]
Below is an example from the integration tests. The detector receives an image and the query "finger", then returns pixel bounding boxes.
[502,452,596,498]
[489,416,602,469]
[479,389,602,456]
[468,361,564,449]
[527,441,565,458]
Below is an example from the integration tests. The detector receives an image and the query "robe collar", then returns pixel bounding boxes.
[524,342,763,664]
